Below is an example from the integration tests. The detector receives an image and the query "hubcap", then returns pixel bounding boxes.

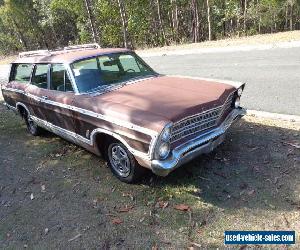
[109,145,131,178]
[27,116,36,133]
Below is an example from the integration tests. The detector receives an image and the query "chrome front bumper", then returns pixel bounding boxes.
[151,108,246,176]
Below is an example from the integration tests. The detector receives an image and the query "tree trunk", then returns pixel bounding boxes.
[118,0,129,48]
[171,0,179,43]
[285,5,288,30]
[149,0,160,46]
[191,0,200,42]
[156,0,168,46]
[10,16,28,50]
[290,4,293,31]
[206,0,212,41]
[274,13,277,32]
[84,0,98,44]
[243,0,247,34]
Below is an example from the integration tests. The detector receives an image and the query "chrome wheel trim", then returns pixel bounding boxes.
[109,145,131,178]
[27,116,37,133]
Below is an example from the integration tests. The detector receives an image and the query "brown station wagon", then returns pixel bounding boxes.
[1,44,246,183]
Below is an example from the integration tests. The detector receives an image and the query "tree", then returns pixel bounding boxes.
[206,0,212,40]
[0,0,300,55]
[117,0,130,48]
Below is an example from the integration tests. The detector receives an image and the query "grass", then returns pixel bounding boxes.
[0,103,299,249]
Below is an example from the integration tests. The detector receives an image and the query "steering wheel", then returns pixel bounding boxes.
[125,68,136,73]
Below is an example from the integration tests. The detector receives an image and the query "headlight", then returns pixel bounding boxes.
[154,124,172,160]
[157,142,170,160]
[234,97,240,108]
[237,87,243,96]
[161,127,171,141]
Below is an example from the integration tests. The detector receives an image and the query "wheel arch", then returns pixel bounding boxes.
[90,128,149,160]
[16,102,30,118]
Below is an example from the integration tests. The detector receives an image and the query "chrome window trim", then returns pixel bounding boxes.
[81,76,157,96]
[69,51,158,96]
[64,63,79,94]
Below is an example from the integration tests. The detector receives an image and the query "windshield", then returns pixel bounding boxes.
[71,52,156,93]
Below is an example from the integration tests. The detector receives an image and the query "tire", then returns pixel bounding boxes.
[24,113,42,136]
[107,142,145,183]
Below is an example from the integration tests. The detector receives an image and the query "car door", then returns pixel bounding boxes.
[26,63,76,133]
[44,63,76,133]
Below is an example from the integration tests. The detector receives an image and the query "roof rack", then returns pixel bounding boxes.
[64,43,101,51]
[18,43,101,58]
[19,50,51,58]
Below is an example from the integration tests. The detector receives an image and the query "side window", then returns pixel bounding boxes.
[10,64,33,83]
[119,54,140,72]
[99,56,119,72]
[31,64,48,89]
[51,64,74,92]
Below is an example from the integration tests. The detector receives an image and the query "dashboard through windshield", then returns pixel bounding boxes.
[71,52,156,93]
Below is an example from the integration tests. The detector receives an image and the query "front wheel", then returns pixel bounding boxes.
[107,142,144,183]
[24,114,42,136]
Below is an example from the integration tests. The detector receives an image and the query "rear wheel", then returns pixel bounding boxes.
[107,142,144,183]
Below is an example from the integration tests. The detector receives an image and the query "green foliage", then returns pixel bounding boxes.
[0,0,299,55]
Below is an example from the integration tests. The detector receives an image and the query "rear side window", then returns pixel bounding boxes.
[31,64,48,89]
[50,64,73,92]
[10,64,33,82]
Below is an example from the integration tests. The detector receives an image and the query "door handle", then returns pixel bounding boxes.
[41,95,48,100]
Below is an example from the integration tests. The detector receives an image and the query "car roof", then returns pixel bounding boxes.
[13,48,131,64]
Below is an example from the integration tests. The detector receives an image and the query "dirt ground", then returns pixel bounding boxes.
[1,31,300,66]
[137,31,300,55]
[0,95,300,249]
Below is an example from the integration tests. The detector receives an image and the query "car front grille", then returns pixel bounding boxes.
[170,92,235,143]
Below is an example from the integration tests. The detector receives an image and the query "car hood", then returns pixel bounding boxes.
[78,75,237,132]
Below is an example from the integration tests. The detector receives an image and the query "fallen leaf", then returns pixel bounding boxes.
[213,171,227,179]
[174,204,190,211]
[158,201,169,209]
[122,192,134,201]
[190,242,202,248]
[247,189,255,196]
[239,183,248,189]
[294,157,300,162]
[117,205,134,213]
[152,245,158,250]
[68,234,82,242]
[112,218,123,224]
[248,146,259,152]
[282,141,300,149]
